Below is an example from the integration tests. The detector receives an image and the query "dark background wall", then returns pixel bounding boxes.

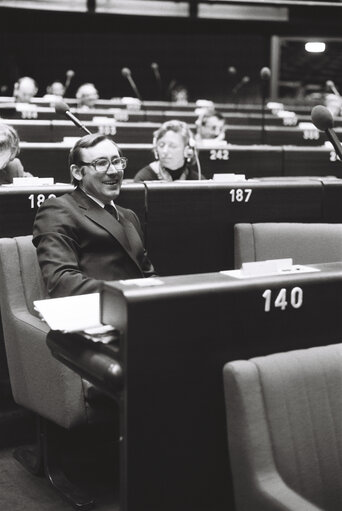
[0,6,341,103]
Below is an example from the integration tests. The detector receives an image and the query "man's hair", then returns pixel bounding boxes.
[69,133,121,185]
[196,109,224,127]
[0,123,20,160]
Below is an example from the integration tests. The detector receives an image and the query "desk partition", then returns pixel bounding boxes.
[19,142,283,180]
[143,180,324,274]
[4,118,332,146]
[47,263,342,511]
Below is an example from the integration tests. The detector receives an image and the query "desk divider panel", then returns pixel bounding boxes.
[144,180,324,275]
[320,178,342,221]
[282,146,342,177]
[198,145,282,178]
[97,264,342,511]
[0,185,73,237]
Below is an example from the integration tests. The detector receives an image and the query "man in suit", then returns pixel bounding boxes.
[33,133,155,298]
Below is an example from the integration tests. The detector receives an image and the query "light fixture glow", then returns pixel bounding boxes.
[305,42,326,53]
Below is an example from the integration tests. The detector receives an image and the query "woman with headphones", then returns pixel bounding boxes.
[134,120,203,182]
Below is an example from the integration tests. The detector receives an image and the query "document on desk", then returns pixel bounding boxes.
[34,293,102,332]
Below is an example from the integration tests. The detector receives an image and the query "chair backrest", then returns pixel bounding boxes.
[2,236,47,315]
[234,223,342,268]
[0,236,93,429]
[223,344,342,511]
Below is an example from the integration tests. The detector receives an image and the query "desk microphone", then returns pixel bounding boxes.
[227,66,237,76]
[151,62,162,99]
[121,67,143,102]
[311,104,342,161]
[260,67,271,144]
[55,100,92,135]
[64,70,75,93]
[232,76,250,95]
[326,80,340,97]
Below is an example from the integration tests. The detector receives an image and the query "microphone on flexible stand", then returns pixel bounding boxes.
[121,67,147,121]
[326,80,340,97]
[55,100,92,135]
[232,75,250,95]
[260,67,271,144]
[311,104,342,161]
[121,67,143,102]
[151,62,162,100]
[64,70,75,95]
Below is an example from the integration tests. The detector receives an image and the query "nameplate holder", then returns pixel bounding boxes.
[221,258,320,279]
[12,177,54,186]
[213,174,246,182]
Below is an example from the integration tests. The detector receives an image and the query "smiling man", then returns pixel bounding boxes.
[33,133,155,298]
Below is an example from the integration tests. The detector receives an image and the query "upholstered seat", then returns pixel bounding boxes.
[0,236,115,508]
[223,343,342,511]
[234,222,342,268]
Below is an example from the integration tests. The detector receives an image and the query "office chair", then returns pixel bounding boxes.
[234,222,342,268]
[0,236,115,509]
[223,343,342,511]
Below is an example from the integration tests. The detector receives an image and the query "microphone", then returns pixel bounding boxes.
[260,66,271,81]
[232,76,250,94]
[151,62,162,99]
[311,105,342,161]
[64,69,75,93]
[121,67,143,102]
[260,67,271,144]
[55,100,91,135]
[326,80,340,97]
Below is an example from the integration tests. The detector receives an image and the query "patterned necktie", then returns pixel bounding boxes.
[104,204,120,221]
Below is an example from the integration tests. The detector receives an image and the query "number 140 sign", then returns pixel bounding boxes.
[262,287,303,312]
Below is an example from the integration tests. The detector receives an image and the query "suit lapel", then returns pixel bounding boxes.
[71,188,142,269]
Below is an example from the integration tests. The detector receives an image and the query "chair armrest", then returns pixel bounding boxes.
[254,471,323,511]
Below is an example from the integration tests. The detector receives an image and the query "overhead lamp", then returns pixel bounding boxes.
[305,42,326,53]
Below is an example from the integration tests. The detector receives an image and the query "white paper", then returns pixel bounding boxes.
[34,293,101,332]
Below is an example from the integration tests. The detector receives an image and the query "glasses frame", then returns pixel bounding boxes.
[79,156,128,173]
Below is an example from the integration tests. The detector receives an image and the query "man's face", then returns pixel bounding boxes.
[15,79,37,103]
[50,82,65,97]
[199,116,225,140]
[72,139,124,203]
[79,86,99,108]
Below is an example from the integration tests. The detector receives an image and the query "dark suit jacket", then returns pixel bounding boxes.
[32,187,155,298]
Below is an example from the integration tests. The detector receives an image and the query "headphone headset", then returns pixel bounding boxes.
[153,121,196,163]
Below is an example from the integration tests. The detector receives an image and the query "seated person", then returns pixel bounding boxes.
[44,81,66,101]
[76,83,99,110]
[134,120,202,182]
[170,84,189,105]
[0,123,33,184]
[33,133,155,298]
[325,93,342,117]
[13,76,38,103]
[195,109,227,145]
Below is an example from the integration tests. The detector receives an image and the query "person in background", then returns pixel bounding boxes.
[0,123,33,184]
[134,120,203,182]
[44,81,65,99]
[13,76,38,103]
[33,133,155,298]
[325,93,342,117]
[195,109,227,145]
[76,83,99,110]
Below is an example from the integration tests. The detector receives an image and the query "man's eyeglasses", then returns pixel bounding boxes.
[79,156,128,173]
